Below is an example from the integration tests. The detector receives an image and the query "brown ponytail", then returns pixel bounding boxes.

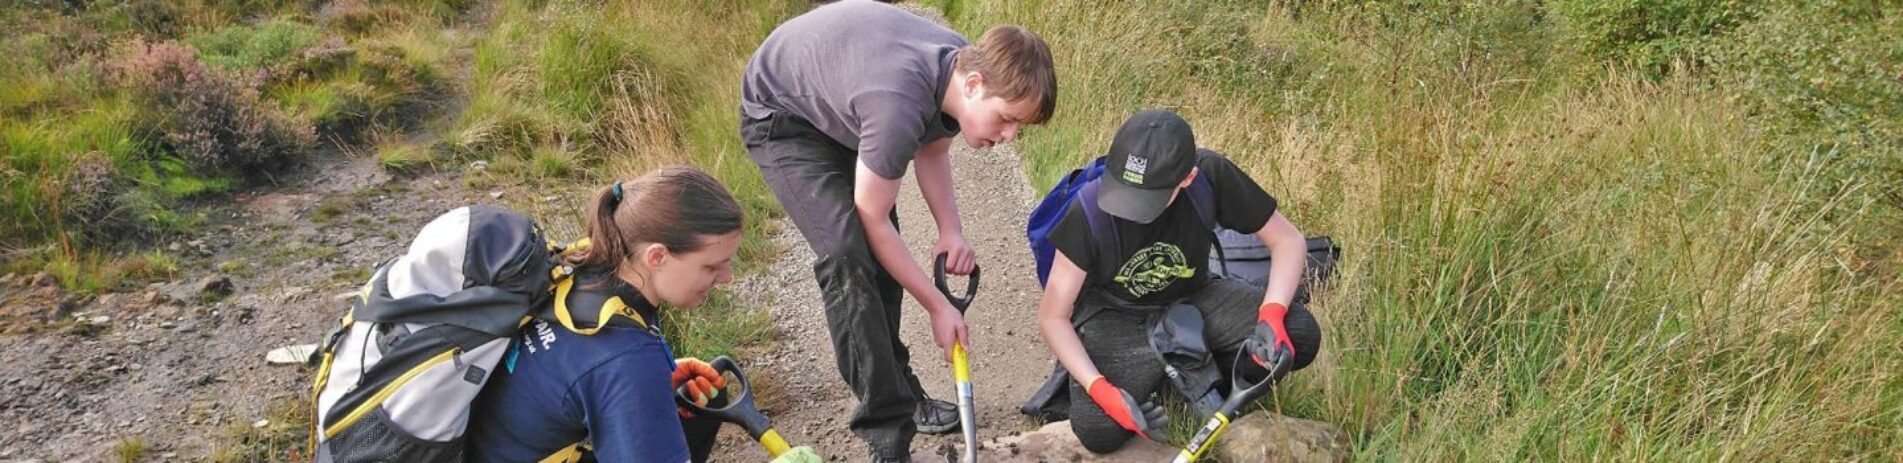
[567,166,744,278]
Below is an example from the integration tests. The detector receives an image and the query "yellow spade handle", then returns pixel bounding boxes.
[759,429,791,457]
[1174,412,1232,463]
[952,343,970,382]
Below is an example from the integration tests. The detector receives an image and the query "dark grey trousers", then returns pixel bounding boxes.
[743,112,930,459]
[1067,278,1323,454]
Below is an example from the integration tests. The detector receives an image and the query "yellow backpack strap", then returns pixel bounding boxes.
[538,442,587,463]
[564,238,592,256]
[551,268,647,335]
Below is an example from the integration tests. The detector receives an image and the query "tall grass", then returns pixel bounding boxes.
[943,0,1897,459]
[454,0,795,271]
[450,0,802,360]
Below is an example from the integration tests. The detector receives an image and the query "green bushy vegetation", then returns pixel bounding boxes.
[942,0,1897,459]
[0,0,463,288]
[187,18,323,70]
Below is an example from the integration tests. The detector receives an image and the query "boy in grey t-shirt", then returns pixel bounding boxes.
[740,1,1056,460]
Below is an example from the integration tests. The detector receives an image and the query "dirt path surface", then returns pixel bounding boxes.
[0,12,494,458]
[0,150,497,460]
[717,141,1059,461]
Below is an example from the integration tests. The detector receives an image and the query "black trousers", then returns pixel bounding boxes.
[743,112,930,459]
[683,411,721,463]
[1067,278,1323,454]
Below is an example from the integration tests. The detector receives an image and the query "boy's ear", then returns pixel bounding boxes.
[964,71,986,99]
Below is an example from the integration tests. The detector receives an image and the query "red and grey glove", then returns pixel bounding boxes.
[1247,303,1296,375]
[671,358,725,418]
[1084,376,1167,441]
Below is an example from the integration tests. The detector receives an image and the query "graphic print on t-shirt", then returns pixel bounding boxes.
[1112,242,1196,298]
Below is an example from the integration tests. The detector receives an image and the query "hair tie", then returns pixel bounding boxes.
[611,182,624,204]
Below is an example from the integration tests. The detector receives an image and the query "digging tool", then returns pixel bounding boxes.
[675,356,796,457]
[1170,340,1293,463]
[933,253,981,463]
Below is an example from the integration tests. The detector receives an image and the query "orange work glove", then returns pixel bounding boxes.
[1084,376,1167,441]
[1248,302,1296,374]
[671,358,725,418]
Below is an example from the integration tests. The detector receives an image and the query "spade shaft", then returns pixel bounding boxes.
[933,254,981,463]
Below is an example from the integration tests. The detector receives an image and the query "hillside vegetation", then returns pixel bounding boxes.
[941,0,1898,459]
[2,0,1896,460]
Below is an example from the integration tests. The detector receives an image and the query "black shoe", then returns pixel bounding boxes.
[870,452,914,463]
[914,396,960,435]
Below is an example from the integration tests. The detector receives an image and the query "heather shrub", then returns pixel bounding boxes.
[116,39,312,176]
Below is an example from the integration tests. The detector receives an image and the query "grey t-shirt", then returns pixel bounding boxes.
[741,0,965,180]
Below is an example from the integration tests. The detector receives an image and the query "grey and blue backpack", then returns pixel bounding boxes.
[310,206,557,463]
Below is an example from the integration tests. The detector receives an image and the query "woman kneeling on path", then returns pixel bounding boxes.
[1036,110,1323,453]
[465,166,808,462]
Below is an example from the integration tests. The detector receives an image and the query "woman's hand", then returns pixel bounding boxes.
[671,358,725,418]
[769,446,825,462]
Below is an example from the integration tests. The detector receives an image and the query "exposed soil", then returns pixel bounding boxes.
[0,149,507,460]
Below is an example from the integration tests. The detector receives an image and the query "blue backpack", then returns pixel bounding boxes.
[1026,154,1218,286]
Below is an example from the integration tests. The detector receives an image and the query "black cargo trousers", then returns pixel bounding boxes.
[743,111,932,459]
[1068,278,1323,454]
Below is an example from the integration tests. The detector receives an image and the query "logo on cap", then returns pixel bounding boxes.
[1122,155,1148,184]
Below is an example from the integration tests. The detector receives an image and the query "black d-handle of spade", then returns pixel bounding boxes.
[932,253,980,314]
[675,356,771,439]
[1224,339,1291,416]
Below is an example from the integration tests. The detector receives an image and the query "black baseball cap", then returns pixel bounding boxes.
[1099,110,1198,224]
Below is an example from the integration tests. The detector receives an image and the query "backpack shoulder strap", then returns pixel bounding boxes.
[1077,180,1121,254]
[1183,156,1228,276]
[547,239,650,335]
[1184,156,1219,233]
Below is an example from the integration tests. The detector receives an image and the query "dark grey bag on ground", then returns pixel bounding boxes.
[1210,232,1343,293]
[1149,302,1225,419]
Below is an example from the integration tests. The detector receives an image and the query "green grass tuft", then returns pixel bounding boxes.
[208,396,311,463]
[187,18,323,71]
[528,144,579,178]
[113,435,148,463]
[375,140,433,172]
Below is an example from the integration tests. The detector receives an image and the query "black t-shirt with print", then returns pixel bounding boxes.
[1050,151,1277,305]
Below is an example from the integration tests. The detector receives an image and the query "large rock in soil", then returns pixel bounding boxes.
[901,413,1349,462]
[1215,413,1351,463]
[912,421,1177,462]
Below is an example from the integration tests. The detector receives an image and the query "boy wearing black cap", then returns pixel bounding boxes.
[1034,109,1323,453]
